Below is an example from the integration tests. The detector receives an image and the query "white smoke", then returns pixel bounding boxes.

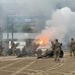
[37,7,75,44]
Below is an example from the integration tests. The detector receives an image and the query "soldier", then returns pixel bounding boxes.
[31,42,39,56]
[54,39,61,61]
[0,45,2,56]
[70,38,75,57]
[11,40,15,55]
[36,49,42,59]
[0,43,4,56]
[51,41,55,51]
[22,46,27,56]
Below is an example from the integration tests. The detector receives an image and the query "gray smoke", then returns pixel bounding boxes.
[37,7,75,45]
[0,0,75,42]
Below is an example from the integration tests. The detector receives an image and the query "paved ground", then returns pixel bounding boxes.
[0,51,75,75]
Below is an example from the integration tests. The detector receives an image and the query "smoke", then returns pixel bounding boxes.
[37,7,75,44]
[1,0,75,33]
[1,1,75,42]
[1,0,75,16]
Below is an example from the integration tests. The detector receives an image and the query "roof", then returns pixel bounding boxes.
[3,33,39,40]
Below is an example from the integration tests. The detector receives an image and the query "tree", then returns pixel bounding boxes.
[22,25,32,33]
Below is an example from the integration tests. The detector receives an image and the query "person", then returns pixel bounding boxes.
[51,41,55,51]
[36,49,42,59]
[22,46,27,56]
[31,42,37,56]
[70,38,75,57]
[11,40,15,55]
[54,39,61,61]
[0,45,3,56]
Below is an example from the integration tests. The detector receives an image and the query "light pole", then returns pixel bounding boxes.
[11,18,18,40]
[7,15,14,41]
[7,16,9,51]
[11,19,14,40]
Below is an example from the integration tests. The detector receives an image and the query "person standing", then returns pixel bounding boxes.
[36,49,42,59]
[54,39,61,61]
[0,45,3,56]
[11,40,15,55]
[51,41,55,51]
[70,38,75,57]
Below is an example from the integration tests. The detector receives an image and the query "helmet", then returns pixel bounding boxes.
[71,38,74,40]
[55,39,58,41]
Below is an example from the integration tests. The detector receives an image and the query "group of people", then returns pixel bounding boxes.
[51,38,75,62]
[36,38,75,62]
[36,39,62,61]
[1,38,75,62]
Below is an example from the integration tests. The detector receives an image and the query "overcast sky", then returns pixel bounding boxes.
[0,0,75,16]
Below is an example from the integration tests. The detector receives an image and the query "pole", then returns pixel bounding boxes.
[12,19,13,40]
[7,16,9,51]
[11,17,14,41]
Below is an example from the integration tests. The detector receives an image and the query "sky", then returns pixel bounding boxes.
[0,0,25,3]
[0,0,75,17]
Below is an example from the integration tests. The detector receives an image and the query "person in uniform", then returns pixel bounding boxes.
[36,49,42,59]
[54,39,61,61]
[51,41,55,51]
[22,46,27,56]
[0,45,2,56]
[11,40,15,55]
[0,43,4,56]
[70,38,75,57]
[31,42,37,56]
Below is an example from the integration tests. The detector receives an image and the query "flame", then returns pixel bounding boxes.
[36,36,50,45]
[39,40,44,45]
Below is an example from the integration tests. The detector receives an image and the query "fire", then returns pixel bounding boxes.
[39,40,44,45]
[36,36,50,45]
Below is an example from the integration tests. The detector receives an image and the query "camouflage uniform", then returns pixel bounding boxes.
[51,41,55,51]
[36,49,42,59]
[0,45,4,56]
[22,46,27,56]
[54,39,61,61]
[70,38,75,56]
[0,46,2,56]
[11,41,15,55]
[31,42,37,56]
